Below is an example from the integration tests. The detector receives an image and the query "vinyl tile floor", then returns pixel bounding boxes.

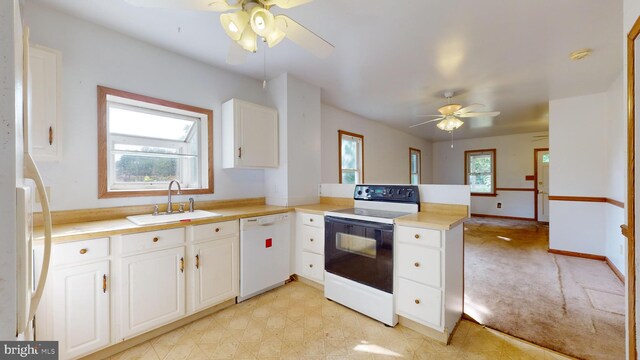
[110,281,575,360]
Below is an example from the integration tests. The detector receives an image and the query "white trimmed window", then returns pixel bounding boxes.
[465,149,496,195]
[410,148,421,185]
[339,130,364,184]
[98,86,213,198]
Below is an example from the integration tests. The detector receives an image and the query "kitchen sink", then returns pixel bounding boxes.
[127,210,223,226]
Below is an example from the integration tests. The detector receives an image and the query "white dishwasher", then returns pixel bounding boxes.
[238,213,291,302]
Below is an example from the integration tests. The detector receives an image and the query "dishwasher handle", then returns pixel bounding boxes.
[243,214,289,228]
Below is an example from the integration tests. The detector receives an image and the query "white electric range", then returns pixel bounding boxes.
[324,184,420,326]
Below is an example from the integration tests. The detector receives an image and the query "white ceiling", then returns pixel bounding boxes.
[32,0,622,141]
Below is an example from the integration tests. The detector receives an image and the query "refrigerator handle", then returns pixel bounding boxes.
[24,153,52,324]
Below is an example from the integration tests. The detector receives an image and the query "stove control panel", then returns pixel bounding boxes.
[353,185,420,204]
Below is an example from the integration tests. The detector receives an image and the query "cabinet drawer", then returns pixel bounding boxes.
[121,228,185,254]
[396,278,442,328]
[397,226,441,248]
[301,251,324,283]
[301,213,323,228]
[397,244,441,288]
[191,220,238,242]
[53,238,109,266]
[301,225,324,254]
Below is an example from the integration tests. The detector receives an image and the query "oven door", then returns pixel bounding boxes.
[324,216,394,293]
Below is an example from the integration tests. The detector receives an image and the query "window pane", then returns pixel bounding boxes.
[469,174,492,193]
[411,174,419,185]
[109,106,195,141]
[342,171,356,184]
[542,154,550,163]
[341,137,357,169]
[114,154,178,183]
[470,154,492,173]
[114,143,180,154]
[411,154,417,173]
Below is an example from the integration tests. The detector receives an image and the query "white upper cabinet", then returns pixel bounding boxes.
[29,45,61,161]
[222,98,278,169]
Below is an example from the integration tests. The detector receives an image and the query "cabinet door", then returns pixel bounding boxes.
[29,45,61,161]
[52,261,110,359]
[120,247,185,339]
[192,237,239,311]
[236,101,278,168]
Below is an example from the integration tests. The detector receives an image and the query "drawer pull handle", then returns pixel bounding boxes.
[103,274,107,293]
[195,254,200,269]
[414,234,420,239]
[309,264,313,268]
[153,237,159,243]
[79,248,88,255]
[414,262,420,267]
[215,228,220,233]
[415,299,420,305]
[180,257,184,273]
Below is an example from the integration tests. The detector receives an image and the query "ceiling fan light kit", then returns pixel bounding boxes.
[411,91,501,134]
[125,0,334,62]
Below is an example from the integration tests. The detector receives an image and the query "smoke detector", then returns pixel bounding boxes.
[569,48,593,61]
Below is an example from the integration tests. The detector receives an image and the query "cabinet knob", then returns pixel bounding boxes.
[79,248,88,255]
[414,262,420,268]
[415,299,420,305]
[153,237,159,243]
[414,234,420,239]
[215,228,220,233]
[310,238,314,242]
[310,218,314,222]
[309,264,313,268]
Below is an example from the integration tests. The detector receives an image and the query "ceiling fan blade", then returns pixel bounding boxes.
[275,15,334,58]
[455,103,484,114]
[415,114,444,118]
[457,111,501,118]
[409,118,444,128]
[124,0,240,12]
[226,41,248,65]
[259,0,312,9]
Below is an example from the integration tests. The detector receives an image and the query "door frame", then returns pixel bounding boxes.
[533,148,549,222]
[626,15,640,360]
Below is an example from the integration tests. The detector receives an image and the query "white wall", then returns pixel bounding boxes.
[24,2,270,211]
[432,132,549,219]
[265,73,322,206]
[321,104,433,185]
[549,85,626,273]
[605,73,626,275]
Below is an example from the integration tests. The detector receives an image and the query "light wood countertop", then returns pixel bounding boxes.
[293,203,349,215]
[395,211,468,230]
[34,205,292,244]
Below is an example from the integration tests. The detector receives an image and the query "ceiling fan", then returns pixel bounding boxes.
[125,0,334,64]
[410,91,501,132]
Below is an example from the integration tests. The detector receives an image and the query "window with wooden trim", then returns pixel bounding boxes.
[338,130,364,184]
[409,148,421,185]
[98,86,213,198]
[465,149,496,195]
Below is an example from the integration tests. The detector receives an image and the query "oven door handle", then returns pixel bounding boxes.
[324,216,395,231]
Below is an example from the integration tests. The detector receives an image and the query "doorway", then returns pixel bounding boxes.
[534,148,550,222]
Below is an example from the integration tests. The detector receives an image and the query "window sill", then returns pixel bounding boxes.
[471,193,498,197]
[99,188,213,199]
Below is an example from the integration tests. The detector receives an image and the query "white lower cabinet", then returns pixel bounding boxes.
[295,212,325,284]
[119,246,186,339]
[189,236,239,312]
[52,260,110,359]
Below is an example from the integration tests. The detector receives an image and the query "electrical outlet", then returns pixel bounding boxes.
[35,186,51,203]
[497,202,502,209]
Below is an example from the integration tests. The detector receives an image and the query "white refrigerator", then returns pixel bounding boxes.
[1,0,53,340]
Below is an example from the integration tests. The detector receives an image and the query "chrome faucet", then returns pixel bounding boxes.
[167,180,182,214]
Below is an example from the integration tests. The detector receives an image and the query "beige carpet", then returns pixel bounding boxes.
[464,217,625,360]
